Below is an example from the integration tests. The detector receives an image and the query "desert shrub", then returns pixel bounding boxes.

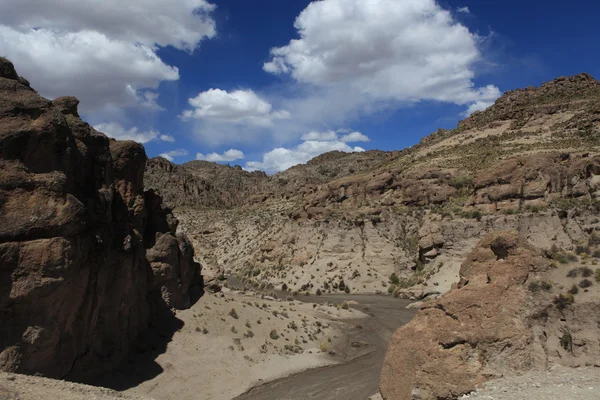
[217,273,227,281]
[463,210,483,221]
[344,285,350,294]
[286,296,294,302]
[529,281,552,292]
[580,267,593,278]
[387,284,397,294]
[567,268,579,278]
[288,321,298,330]
[281,283,288,291]
[589,233,600,246]
[389,273,400,285]
[593,249,600,259]
[596,269,600,283]
[579,279,593,289]
[554,293,574,310]
[229,308,239,319]
[340,301,349,310]
[202,327,209,334]
[316,289,322,295]
[449,175,474,189]
[575,245,591,256]
[269,329,279,340]
[244,330,254,338]
[502,208,516,215]
[568,284,579,295]
[320,341,328,352]
[560,332,573,352]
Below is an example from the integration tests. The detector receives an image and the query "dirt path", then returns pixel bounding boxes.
[234,294,415,400]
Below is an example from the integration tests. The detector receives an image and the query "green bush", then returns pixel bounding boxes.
[389,273,400,285]
[560,332,573,352]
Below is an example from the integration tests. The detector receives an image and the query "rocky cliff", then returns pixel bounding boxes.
[379,232,600,399]
[0,58,202,380]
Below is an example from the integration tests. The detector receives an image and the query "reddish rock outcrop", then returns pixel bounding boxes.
[0,58,201,380]
[380,232,551,400]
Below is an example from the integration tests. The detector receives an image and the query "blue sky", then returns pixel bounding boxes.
[1,0,599,172]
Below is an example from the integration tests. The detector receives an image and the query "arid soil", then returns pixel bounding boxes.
[94,290,371,400]
[236,294,415,400]
[460,365,600,400]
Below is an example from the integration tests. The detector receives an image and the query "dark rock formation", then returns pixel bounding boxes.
[0,58,201,380]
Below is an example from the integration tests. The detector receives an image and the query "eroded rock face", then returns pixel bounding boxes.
[380,232,551,400]
[0,58,201,380]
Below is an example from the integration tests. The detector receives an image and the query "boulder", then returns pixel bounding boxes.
[380,232,551,400]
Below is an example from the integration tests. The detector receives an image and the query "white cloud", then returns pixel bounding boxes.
[159,149,189,162]
[246,130,369,173]
[160,135,176,143]
[462,100,494,117]
[95,122,160,144]
[181,89,290,127]
[0,0,216,113]
[457,6,470,13]
[340,131,370,143]
[264,0,500,114]
[301,130,339,141]
[196,149,245,162]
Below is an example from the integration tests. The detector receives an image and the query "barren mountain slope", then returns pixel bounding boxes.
[160,74,600,300]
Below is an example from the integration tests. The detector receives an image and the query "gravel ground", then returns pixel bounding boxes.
[0,372,153,400]
[461,365,600,400]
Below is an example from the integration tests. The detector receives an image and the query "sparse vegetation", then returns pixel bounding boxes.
[554,293,575,310]
[528,281,552,292]
[579,279,593,289]
[229,308,239,319]
[580,267,593,278]
[568,284,579,295]
[560,332,573,353]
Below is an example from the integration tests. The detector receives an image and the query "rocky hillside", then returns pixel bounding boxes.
[144,150,388,209]
[0,58,202,380]
[155,73,600,304]
[380,231,600,399]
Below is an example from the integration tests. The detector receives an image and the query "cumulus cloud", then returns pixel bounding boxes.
[340,131,370,143]
[0,0,216,113]
[264,0,500,114]
[159,149,189,162]
[94,122,174,144]
[196,149,245,162]
[462,100,495,117]
[181,89,290,127]
[301,130,339,141]
[160,135,176,143]
[246,130,369,173]
[457,6,470,14]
